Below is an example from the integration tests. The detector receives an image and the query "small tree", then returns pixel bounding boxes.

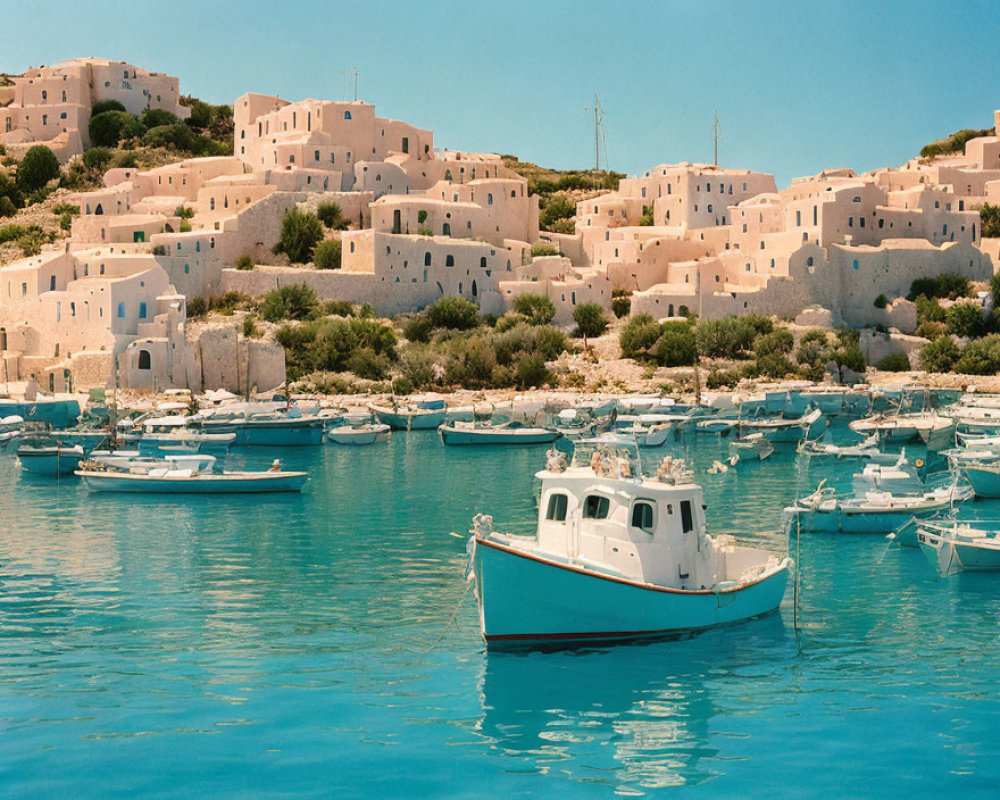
[530,241,559,258]
[572,302,609,346]
[655,322,697,367]
[82,147,114,172]
[876,352,911,372]
[918,336,959,372]
[874,293,889,309]
[511,293,555,325]
[316,202,349,230]
[89,111,142,147]
[619,313,662,360]
[314,239,342,269]
[90,99,126,116]
[16,146,60,194]
[946,301,988,338]
[273,209,324,264]
[235,254,254,270]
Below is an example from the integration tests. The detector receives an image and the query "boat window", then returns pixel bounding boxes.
[545,493,568,522]
[631,501,655,533]
[583,495,610,520]
[680,500,694,533]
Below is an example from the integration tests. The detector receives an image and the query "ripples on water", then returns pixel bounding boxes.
[2,424,1000,797]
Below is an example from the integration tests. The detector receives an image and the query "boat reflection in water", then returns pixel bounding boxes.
[476,619,787,792]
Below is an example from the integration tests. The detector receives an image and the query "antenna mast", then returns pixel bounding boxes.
[594,93,601,173]
[713,110,719,166]
[340,68,359,101]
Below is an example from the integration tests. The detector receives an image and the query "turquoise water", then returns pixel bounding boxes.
[2,427,1000,797]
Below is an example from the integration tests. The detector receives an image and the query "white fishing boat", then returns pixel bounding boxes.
[740,408,827,444]
[121,415,236,456]
[614,417,673,447]
[948,405,1000,434]
[369,395,448,430]
[553,408,598,440]
[786,482,970,534]
[850,412,956,450]
[439,420,561,446]
[797,434,897,463]
[76,455,308,493]
[467,439,790,645]
[17,442,85,475]
[194,405,325,445]
[325,421,391,445]
[729,433,775,461]
[916,520,1000,575]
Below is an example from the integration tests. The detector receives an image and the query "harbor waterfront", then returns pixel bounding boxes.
[3,418,1000,796]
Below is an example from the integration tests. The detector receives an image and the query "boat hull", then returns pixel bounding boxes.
[77,471,308,493]
[18,450,85,476]
[439,427,561,445]
[472,537,789,645]
[917,531,1000,574]
[371,408,447,430]
[325,427,391,445]
[963,466,1000,498]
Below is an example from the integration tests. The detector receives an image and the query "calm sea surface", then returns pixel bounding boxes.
[2,424,1000,797]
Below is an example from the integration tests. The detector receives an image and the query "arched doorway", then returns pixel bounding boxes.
[138,350,151,370]
[63,369,73,393]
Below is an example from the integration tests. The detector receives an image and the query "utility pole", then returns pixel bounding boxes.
[713,110,720,166]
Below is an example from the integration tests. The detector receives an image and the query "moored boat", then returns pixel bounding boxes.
[326,422,391,445]
[439,421,561,446]
[370,396,448,430]
[916,521,1000,575]
[468,439,790,646]
[17,442,85,475]
[76,455,308,493]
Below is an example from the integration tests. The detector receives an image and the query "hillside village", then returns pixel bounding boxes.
[2,56,1000,396]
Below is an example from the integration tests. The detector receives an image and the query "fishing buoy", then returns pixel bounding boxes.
[915,458,924,468]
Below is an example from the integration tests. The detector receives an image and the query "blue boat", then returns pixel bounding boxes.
[17,443,86,475]
[468,439,790,646]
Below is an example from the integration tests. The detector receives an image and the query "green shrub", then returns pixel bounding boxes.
[915,294,946,325]
[16,145,60,194]
[0,196,15,218]
[530,241,559,258]
[696,317,758,359]
[348,347,392,380]
[0,223,26,244]
[403,314,433,343]
[82,147,114,172]
[920,128,993,159]
[52,203,79,217]
[58,211,73,231]
[0,170,21,209]
[876,352,911,372]
[757,352,797,379]
[916,320,948,340]
[112,151,138,169]
[398,344,437,388]
[259,283,320,322]
[186,296,206,318]
[89,111,142,147]
[511,293,555,325]
[910,274,971,301]
[990,270,1000,300]
[619,313,661,359]
[919,336,959,372]
[242,315,260,338]
[276,316,397,381]
[573,302,609,341]
[639,205,655,226]
[946,301,988,338]
[981,203,1000,239]
[515,353,551,388]
[874,293,889,309]
[175,205,195,219]
[426,296,480,330]
[417,226,433,236]
[392,377,414,396]
[655,322,697,367]
[611,289,632,318]
[316,202,349,230]
[313,239,342,269]
[753,329,794,357]
[706,369,740,389]
[538,195,575,231]
[955,334,1000,374]
[830,344,866,373]
[90,99,127,116]
[142,123,198,151]
[273,209,324,264]
[139,108,179,129]
[235,254,254,270]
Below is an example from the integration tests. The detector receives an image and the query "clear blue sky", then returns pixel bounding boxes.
[5,0,999,186]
